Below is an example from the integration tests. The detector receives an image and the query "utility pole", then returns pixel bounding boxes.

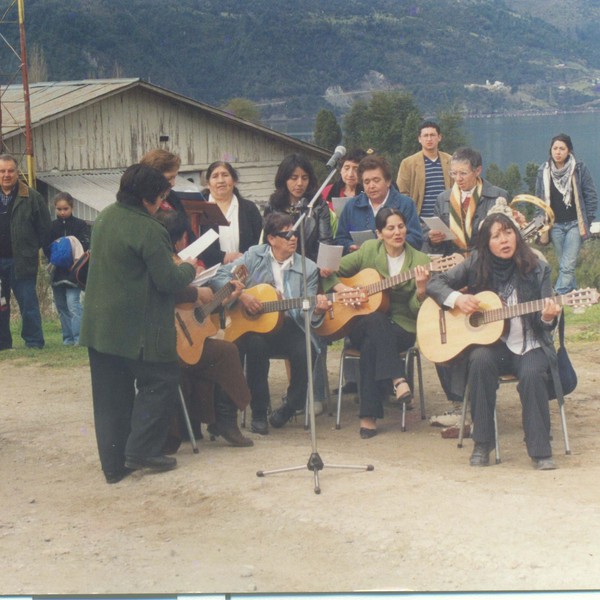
[0,0,36,187]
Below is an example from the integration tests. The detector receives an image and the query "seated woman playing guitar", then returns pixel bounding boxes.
[322,207,430,439]
[426,213,562,469]
[155,209,254,450]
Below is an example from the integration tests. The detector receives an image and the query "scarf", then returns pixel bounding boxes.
[448,179,483,250]
[490,255,516,300]
[543,154,576,209]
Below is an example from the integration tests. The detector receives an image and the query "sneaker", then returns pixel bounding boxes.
[429,401,464,427]
[533,457,557,470]
[269,403,296,428]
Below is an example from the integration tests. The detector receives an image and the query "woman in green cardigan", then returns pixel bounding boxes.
[322,208,430,438]
[80,164,197,484]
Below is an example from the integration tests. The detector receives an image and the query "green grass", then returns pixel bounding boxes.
[0,318,89,368]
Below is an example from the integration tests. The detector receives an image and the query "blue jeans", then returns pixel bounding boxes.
[0,258,45,348]
[53,284,82,344]
[0,258,12,349]
[551,220,582,295]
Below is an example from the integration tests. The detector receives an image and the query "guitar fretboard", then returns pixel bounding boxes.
[364,258,454,296]
[259,292,336,314]
[475,294,569,325]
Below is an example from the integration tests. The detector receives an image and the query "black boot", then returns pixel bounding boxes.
[208,388,254,447]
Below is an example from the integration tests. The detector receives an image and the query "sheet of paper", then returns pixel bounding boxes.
[420,216,457,240]
[191,263,221,287]
[177,228,219,260]
[316,243,344,271]
[331,196,351,218]
[350,229,376,247]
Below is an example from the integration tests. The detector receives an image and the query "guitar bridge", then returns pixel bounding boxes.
[439,308,447,345]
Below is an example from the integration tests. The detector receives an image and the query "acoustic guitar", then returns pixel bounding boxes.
[221,283,336,342]
[417,287,599,364]
[315,253,464,341]
[175,265,248,365]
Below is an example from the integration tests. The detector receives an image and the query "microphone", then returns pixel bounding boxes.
[325,145,346,169]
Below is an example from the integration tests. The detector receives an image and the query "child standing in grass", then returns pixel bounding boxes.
[48,193,90,345]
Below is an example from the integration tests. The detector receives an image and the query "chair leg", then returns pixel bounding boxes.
[336,350,345,430]
[559,401,571,455]
[458,388,469,448]
[178,385,199,454]
[493,405,501,464]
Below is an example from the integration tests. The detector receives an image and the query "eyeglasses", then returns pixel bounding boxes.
[272,230,298,239]
[450,170,473,179]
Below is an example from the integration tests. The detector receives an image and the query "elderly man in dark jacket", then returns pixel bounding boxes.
[423,146,508,255]
[0,154,52,349]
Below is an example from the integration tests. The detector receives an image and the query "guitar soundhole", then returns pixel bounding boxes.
[469,312,485,328]
[193,307,205,324]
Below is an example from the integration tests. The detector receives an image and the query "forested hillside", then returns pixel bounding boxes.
[4,0,600,118]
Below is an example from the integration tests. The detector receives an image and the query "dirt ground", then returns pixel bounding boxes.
[2,341,600,595]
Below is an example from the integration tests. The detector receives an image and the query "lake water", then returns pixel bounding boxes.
[464,112,600,195]
[272,111,600,214]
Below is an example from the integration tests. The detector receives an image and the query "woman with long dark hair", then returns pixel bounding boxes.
[264,153,333,262]
[427,213,563,469]
[535,133,598,295]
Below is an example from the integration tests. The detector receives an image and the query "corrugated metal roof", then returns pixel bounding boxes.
[0,78,329,158]
[38,169,196,215]
[1,79,140,137]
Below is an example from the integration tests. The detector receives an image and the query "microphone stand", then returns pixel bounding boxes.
[256,162,374,494]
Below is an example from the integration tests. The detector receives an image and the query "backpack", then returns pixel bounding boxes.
[49,237,73,269]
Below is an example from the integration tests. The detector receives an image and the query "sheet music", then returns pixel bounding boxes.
[331,196,351,218]
[316,243,344,270]
[177,229,219,260]
[420,216,457,240]
[350,229,376,247]
[191,263,221,287]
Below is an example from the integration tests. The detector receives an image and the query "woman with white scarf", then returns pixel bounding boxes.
[535,133,597,295]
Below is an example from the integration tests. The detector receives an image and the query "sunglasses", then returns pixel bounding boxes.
[272,230,298,239]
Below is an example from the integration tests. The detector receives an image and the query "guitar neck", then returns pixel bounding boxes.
[197,281,235,319]
[260,292,336,314]
[364,262,435,296]
[481,294,568,323]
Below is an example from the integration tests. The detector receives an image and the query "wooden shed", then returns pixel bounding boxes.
[0,78,329,220]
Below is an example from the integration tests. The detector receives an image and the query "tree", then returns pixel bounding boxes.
[438,108,468,154]
[485,163,523,198]
[221,97,261,124]
[313,109,341,151]
[524,162,540,195]
[399,111,422,159]
[28,43,48,83]
[343,91,421,174]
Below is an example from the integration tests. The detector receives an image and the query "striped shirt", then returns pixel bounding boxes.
[421,156,445,217]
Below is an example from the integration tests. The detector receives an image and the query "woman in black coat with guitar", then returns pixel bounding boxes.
[425,213,566,470]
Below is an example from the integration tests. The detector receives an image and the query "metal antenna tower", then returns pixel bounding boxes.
[0,0,35,187]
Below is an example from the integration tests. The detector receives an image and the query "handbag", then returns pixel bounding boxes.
[556,313,577,395]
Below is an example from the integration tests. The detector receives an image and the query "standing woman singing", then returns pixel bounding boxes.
[80,164,197,484]
[264,153,333,262]
[535,133,598,295]
[199,161,263,267]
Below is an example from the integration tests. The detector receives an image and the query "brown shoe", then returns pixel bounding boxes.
[208,422,254,447]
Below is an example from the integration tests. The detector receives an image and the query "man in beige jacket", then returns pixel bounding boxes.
[396,120,452,217]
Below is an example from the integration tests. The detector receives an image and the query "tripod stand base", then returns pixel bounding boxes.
[257,452,374,494]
